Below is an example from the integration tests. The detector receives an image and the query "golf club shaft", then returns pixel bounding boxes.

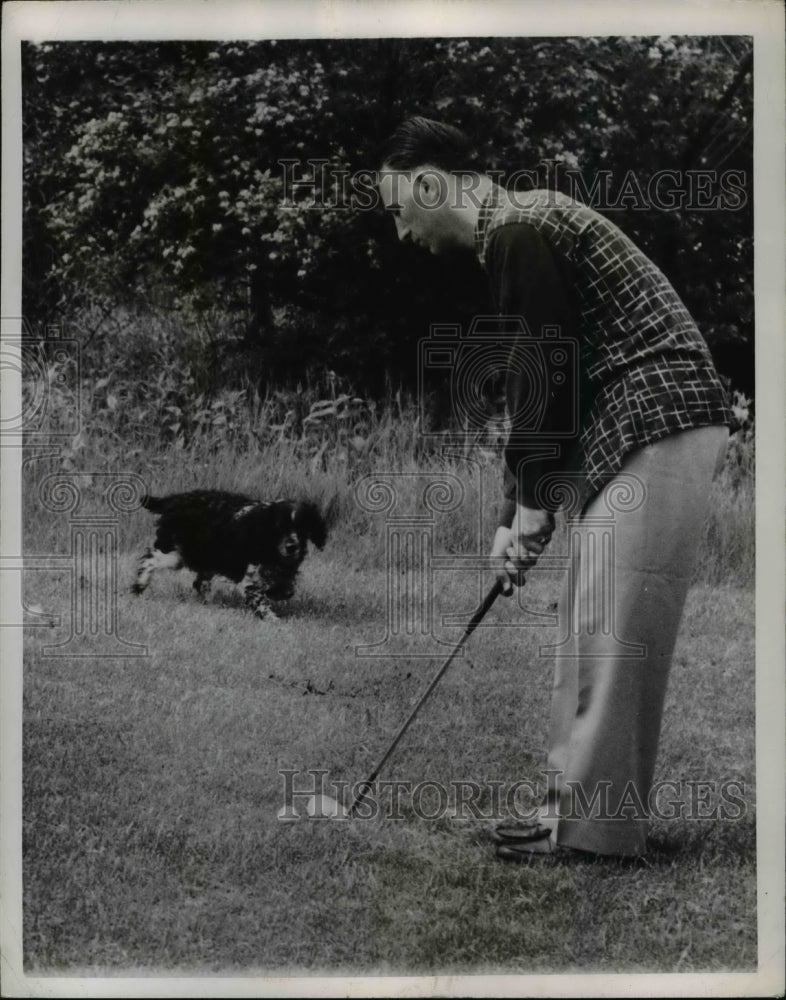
[349,579,503,816]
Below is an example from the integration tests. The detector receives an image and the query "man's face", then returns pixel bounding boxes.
[377,166,456,255]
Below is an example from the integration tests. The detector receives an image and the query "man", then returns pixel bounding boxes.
[377,117,732,861]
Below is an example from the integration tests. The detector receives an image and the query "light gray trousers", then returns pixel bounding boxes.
[541,424,729,856]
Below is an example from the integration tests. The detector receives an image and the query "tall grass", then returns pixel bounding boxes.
[23,324,754,588]
[695,421,754,586]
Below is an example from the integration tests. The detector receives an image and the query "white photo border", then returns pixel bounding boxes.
[2,2,783,997]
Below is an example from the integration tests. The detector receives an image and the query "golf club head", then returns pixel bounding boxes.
[306,793,348,819]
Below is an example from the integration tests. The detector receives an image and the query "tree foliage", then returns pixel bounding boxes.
[22,35,753,395]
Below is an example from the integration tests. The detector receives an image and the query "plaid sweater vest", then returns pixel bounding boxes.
[476,187,733,506]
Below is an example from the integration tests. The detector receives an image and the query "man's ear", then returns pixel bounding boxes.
[414,167,447,208]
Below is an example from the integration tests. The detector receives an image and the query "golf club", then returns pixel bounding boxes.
[348,578,504,818]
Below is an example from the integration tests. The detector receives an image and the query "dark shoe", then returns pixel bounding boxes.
[495,836,590,863]
[492,820,552,845]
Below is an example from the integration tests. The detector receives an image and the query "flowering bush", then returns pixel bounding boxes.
[23,37,752,396]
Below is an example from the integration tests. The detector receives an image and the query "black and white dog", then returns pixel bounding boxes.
[132,490,327,620]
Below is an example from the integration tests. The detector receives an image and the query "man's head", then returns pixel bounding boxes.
[377,116,477,174]
[376,117,489,256]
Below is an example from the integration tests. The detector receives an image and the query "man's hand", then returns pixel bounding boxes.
[491,506,555,596]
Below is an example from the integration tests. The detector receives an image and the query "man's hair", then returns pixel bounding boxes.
[377,116,478,172]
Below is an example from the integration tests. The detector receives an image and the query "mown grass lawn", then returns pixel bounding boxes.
[22,546,756,975]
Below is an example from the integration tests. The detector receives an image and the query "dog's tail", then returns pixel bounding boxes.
[140,494,164,513]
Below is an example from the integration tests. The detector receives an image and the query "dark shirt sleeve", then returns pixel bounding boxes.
[485,222,579,522]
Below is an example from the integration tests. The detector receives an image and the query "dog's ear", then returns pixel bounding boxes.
[239,503,279,542]
[294,501,328,549]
